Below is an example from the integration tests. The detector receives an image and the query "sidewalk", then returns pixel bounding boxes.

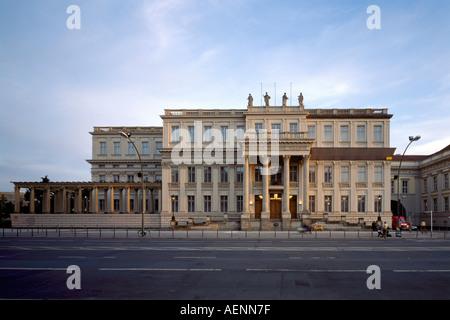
[1,227,448,239]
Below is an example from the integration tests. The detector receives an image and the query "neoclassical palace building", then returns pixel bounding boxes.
[11,93,399,230]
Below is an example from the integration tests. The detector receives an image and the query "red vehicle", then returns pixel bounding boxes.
[392,216,409,230]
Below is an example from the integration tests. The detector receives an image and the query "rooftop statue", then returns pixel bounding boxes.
[264,92,271,107]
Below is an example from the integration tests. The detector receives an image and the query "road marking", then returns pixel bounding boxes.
[393,270,450,273]
[247,268,366,273]
[174,256,216,259]
[58,256,85,259]
[99,268,221,272]
[0,267,66,271]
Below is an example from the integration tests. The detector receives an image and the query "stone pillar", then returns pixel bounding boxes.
[76,187,83,214]
[302,155,310,214]
[261,156,270,230]
[14,186,20,213]
[30,187,35,213]
[282,155,291,230]
[110,186,115,213]
[126,187,131,213]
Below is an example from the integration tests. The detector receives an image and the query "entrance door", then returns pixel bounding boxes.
[255,195,262,219]
[270,193,282,219]
[289,195,298,219]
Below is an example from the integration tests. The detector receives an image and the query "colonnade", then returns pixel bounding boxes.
[12,182,161,214]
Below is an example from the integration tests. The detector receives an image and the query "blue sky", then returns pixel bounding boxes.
[1,0,449,191]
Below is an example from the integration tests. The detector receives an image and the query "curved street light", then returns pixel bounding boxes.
[396,135,421,234]
[119,131,146,237]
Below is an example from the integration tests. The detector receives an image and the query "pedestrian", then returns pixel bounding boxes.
[372,221,377,231]
[382,221,388,238]
[421,220,427,233]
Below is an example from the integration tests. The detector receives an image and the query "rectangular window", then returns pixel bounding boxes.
[255,166,262,182]
[309,195,316,213]
[433,198,438,212]
[340,125,349,142]
[433,176,438,191]
[99,175,106,182]
[113,175,120,183]
[255,123,263,133]
[204,126,212,142]
[289,123,298,133]
[402,180,409,194]
[357,125,366,142]
[220,195,228,212]
[444,174,449,190]
[187,195,195,213]
[100,142,107,155]
[204,195,211,213]
[324,166,332,183]
[374,166,383,183]
[187,167,196,183]
[142,142,149,155]
[324,196,332,212]
[236,166,244,183]
[236,195,243,213]
[423,178,428,193]
[289,165,298,182]
[128,142,135,155]
[204,167,212,183]
[444,197,449,212]
[341,166,349,183]
[236,126,245,140]
[374,125,382,142]
[271,124,281,139]
[171,195,179,213]
[341,196,349,213]
[423,199,428,212]
[358,195,366,213]
[155,141,162,154]
[188,126,195,142]
[114,142,121,155]
[127,175,134,183]
[308,126,316,139]
[324,125,333,142]
[221,126,228,142]
[171,167,179,183]
[220,167,229,183]
[171,126,180,142]
[358,166,366,183]
[309,167,316,183]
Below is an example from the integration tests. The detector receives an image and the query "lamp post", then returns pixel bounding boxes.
[396,135,421,235]
[119,131,146,237]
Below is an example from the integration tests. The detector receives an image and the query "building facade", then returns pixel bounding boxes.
[158,97,394,230]
[391,144,450,229]
[11,94,401,230]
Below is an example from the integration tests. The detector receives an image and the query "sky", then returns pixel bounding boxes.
[1,0,450,191]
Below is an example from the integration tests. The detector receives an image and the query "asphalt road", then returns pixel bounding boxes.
[1,237,450,301]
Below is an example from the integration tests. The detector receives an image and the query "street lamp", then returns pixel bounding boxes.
[119,131,146,237]
[396,135,421,235]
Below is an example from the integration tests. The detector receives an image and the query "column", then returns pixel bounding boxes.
[126,187,131,213]
[243,156,250,214]
[282,156,291,230]
[77,188,83,214]
[302,155,310,213]
[14,186,20,213]
[103,188,108,213]
[261,156,270,218]
[282,156,291,215]
[43,187,51,213]
[61,188,67,214]
[110,186,115,213]
[119,188,124,213]
[30,187,35,213]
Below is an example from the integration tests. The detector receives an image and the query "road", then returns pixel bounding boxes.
[1,237,450,301]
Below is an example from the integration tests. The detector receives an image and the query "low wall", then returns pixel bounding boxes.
[11,213,161,229]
